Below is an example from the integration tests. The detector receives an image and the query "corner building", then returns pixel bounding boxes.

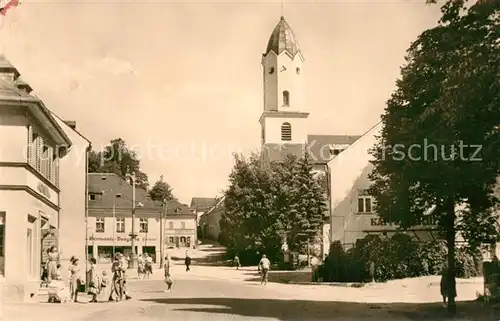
[0,56,75,301]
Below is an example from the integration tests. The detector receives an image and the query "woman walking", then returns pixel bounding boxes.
[164,254,174,292]
[68,256,81,302]
[86,258,99,303]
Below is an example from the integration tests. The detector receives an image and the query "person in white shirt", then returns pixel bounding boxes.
[259,254,271,285]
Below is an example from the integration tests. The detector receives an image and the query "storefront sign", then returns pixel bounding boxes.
[88,235,157,242]
[37,182,51,199]
[370,217,437,226]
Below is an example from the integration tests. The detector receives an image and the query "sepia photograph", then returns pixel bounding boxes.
[0,0,498,320]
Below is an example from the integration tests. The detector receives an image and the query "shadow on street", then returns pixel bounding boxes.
[140,297,499,320]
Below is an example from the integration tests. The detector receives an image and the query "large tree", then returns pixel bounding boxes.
[89,138,149,190]
[368,0,499,313]
[149,175,175,202]
[220,152,326,263]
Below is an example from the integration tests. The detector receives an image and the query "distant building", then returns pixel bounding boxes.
[190,197,217,224]
[199,197,225,241]
[0,55,89,301]
[258,16,361,256]
[87,173,197,263]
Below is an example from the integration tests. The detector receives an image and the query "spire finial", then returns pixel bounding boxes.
[280,0,284,18]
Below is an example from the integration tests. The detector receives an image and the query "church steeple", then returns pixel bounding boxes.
[264,16,302,58]
[260,16,309,146]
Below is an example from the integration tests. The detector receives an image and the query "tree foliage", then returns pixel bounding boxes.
[148,175,175,202]
[368,0,499,313]
[220,152,326,264]
[88,138,150,190]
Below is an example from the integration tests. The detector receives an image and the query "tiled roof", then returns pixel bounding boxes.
[328,122,383,210]
[265,16,301,57]
[88,173,160,211]
[88,173,195,216]
[190,197,217,211]
[307,134,362,164]
[261,143,305,163]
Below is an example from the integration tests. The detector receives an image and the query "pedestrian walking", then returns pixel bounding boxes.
[68,256,81,302]
[234,255,241,270]
[137,254,145,279]
[440,265,456,308]
[164,254,174,292]
[109,253,124,301]
[99,270,110,301]
[119,253,132,300]
[259,254,271,285]
[144,253,153,278]
[185,251,191,272]
[310,255,320,282]
[86,258,99,303]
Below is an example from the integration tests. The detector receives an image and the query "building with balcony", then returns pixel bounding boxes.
[87,173,197,263]
[0,55,90,301]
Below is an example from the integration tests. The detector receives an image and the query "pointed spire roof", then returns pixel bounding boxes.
[265,16,301,57]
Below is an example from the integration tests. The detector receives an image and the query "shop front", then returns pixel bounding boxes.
[87,234,160,263]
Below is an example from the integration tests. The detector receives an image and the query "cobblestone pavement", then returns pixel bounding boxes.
[3,265,496,321]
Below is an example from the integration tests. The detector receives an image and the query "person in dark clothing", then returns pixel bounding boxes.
[185,251,191,272]
[440,266,457,307]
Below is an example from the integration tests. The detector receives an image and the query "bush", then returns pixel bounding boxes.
[322,235,480,283]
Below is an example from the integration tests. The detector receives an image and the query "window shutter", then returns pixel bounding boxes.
[47,147,53,181]
[54,156,60,187]
[36,137,43,172]
[27,126,33,164]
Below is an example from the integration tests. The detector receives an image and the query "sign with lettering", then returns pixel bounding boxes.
[37,182,51,199]
[370,217,437,226]
[88,235,157,242]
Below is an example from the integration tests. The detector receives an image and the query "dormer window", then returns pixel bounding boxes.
[88,193,102,201]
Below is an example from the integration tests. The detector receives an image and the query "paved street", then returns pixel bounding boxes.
[3,263,495,321]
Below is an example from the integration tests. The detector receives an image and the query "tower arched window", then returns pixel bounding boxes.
[283,91,290,106]
[281,122,292,141]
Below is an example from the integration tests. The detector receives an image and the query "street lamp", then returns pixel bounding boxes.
[159,199,168,268]
[112,193,122,257]
[125,171,142,269]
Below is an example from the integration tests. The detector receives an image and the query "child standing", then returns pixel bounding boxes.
[99,270,110,301]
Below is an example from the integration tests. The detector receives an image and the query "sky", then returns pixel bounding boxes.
[0,0,442,204]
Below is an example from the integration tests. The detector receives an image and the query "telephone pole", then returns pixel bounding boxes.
[159,199,168,267]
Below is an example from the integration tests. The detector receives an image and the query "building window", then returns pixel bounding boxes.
[139,218,148,233]
[281,122,292,141]
[332,149,342,156]
[357,196,373,213]
[88,193,102,201]
[283,91,290,106]
[96,218,105,233]
[181,222,185,229]
[169,237,174,243]
[169,222,174,229]
[116,217,125,233]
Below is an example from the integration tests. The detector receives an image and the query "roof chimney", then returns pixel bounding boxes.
[64,120,77,129]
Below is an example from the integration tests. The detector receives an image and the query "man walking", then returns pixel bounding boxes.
[185,251,191,272]
[259,254,271,285]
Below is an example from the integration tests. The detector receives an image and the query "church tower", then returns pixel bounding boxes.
[260,16,309,147]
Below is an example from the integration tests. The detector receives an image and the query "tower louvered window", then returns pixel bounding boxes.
[281,122,292,141]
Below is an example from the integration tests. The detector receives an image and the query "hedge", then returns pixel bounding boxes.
[322,234,480,283]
